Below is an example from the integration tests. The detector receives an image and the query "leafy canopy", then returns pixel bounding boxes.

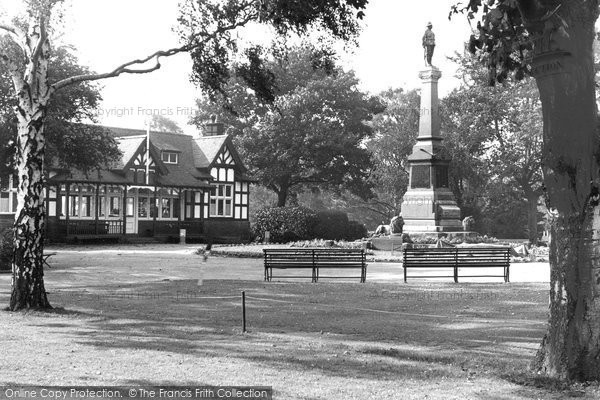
[193,44,383,206]
[0,45,120,176]
[177,0,368,103]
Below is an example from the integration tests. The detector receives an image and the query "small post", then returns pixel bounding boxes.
[242,291,247,333]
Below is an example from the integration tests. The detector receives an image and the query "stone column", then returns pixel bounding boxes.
[418,68,442,140]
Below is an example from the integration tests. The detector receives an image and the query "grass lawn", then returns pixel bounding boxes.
[0,245,597,399]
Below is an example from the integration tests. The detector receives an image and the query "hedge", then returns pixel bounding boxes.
[253,207,367,243]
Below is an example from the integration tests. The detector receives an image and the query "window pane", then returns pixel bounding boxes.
[225,200,232,216]
[48,202,56,217]
[150,199,158,218]
[194,205,201,218]
[218,199,224,215]
[138,197,148,218]
[234,207,240,219]
[209,201,216,216]
[70,196,79,217]
[227,169,234,182]
[161,198,171,218]
[235,194,241,204]
[81,196,90,217]
[194,192,201,203]
[0,192,9,212]
[218,185,223,196]
[242,194,248,205]
[241,207,247,219]
[126,198,134,217]
[48,187,57,199]
[99,196,105,217]
[11,193,17,212]
[110,197,121,216]
[235,182,241,191]
[225,185,232,197]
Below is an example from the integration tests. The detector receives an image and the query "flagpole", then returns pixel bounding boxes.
[145,120,150,185]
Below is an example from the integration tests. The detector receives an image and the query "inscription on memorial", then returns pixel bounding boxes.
[434,165,449,188]
[411,165,431,189]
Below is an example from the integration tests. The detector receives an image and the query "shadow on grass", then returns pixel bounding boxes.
[6,278,590,398]
[26,281,544,378]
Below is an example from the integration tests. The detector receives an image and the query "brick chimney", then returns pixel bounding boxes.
[203,115,224,136]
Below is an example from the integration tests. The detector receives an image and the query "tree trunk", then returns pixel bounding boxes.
[275,183,290,207]
[10,110,52,311]
[527,0,600,380]
[276,190,287,207]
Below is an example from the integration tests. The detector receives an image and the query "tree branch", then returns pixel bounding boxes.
[51,45,186,91]
[30,17,48,67]
[52,4,259,92]
[0,23,17,35]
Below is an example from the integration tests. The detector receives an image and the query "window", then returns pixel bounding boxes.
[138,189,150,218]
[161,152,179,164]
[156,189,179,220]
[185,190,202,219]
[234,181,249,220]
[210,184,233,217]
[0,176,18,214]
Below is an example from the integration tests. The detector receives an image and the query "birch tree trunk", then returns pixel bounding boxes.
[525,0,600,380]
[10,109,51,310]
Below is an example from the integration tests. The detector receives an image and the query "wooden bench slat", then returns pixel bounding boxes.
[403,247,510,283]
[264,248,367,283]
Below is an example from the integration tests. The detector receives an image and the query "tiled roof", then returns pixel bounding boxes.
[49,125,250,187]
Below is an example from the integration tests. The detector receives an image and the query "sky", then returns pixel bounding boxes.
[2,0,475,134]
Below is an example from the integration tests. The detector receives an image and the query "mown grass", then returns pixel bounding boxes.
[0,249,596,399]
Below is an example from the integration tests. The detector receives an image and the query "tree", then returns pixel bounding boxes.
[193,45,384,206]
[441,53,544,241]
[0,46,121,178]
[149,114,184,134]
[454,0,600,381]
[364,88,420,219]
[0,0,368,311]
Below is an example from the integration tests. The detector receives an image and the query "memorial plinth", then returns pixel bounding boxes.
[400,67,462,233]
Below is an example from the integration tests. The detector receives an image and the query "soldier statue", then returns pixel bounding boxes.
[422,22,435,67]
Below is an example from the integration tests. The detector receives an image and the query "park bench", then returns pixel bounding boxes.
[402,247,511,283]
[263,248,367,283]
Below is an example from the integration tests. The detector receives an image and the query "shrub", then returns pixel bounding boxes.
[0,228,13,271]
[345,220,368,241]
[312,211,367,241]
[312,211,349,240]
[253,206,318,243]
